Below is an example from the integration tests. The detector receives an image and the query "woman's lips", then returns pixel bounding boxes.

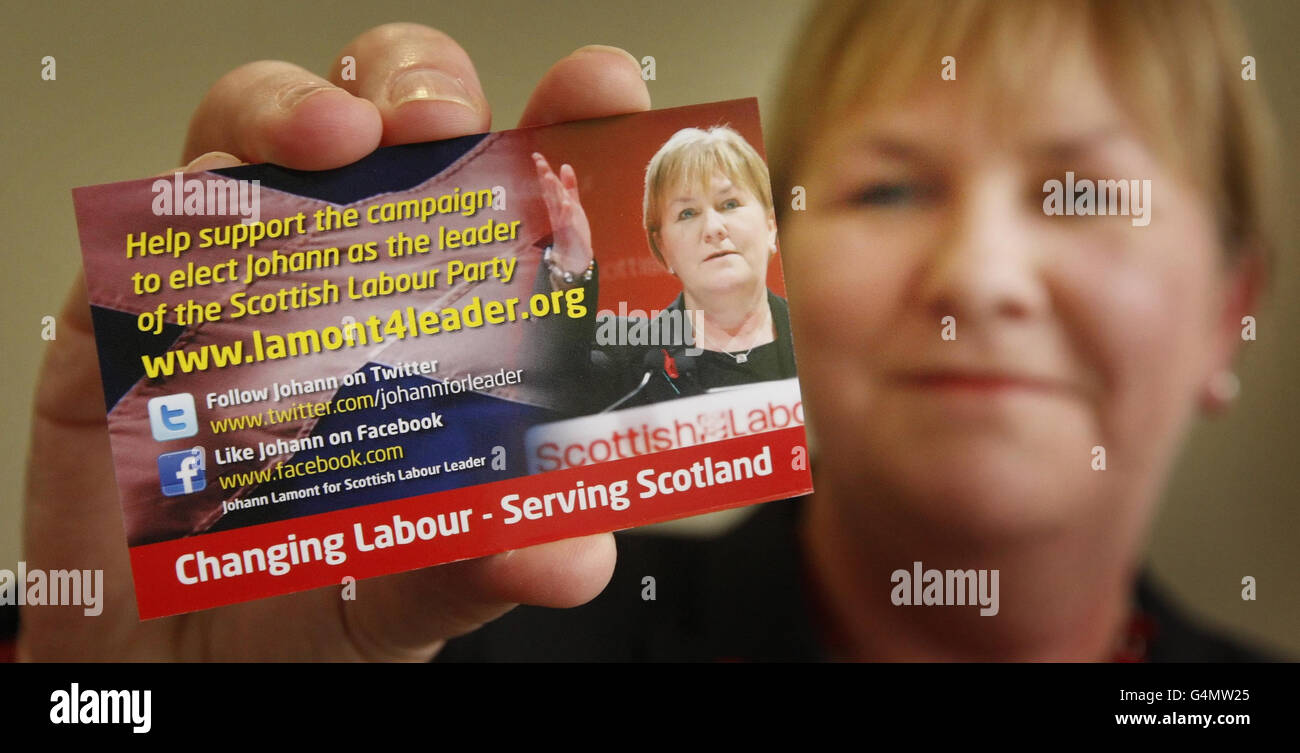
[891,371,1070,394]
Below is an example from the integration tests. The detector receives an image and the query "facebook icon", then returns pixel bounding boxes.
[148,393,198,441]
[158,447,206,496]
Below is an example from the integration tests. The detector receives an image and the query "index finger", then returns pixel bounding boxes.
[330,22,491,146]
[518,45,650,128]
[183,60,382,169]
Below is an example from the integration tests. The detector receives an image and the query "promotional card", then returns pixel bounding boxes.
[71,98,812,619]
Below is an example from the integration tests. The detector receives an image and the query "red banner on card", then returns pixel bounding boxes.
[129,426,811,619]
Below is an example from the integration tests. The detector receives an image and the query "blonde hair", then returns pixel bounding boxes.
[643,126,775,266]
[767,0,1281,264]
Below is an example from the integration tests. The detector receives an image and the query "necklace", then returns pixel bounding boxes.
[724,345,756,364]
[701,305,773,364]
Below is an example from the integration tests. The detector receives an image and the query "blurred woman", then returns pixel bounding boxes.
[757,0,1281,660]
[444,0,1283,660]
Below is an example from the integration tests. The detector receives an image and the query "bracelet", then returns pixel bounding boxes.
[543,245,594,286]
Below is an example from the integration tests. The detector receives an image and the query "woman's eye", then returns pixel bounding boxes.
[677,208,697,220]
[852,182,928,207]
[721,198,740,210]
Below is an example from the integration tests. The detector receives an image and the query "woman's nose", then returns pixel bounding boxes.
[915,175,1048,325]
[702,207,729,243]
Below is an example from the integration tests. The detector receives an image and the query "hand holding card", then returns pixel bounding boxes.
[22,25,650,660]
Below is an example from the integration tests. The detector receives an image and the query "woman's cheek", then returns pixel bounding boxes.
[784,214,911,456]
[1048,221,1218,461]
[785,214,909,354]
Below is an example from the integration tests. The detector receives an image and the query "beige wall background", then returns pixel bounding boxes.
[3,0,1296,656]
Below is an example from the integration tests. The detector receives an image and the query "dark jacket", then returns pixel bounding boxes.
[527,258,798,416]
[436,496,1283,662]
[0,497,1278,661]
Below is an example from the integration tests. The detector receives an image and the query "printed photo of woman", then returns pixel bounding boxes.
[531,125,797,412]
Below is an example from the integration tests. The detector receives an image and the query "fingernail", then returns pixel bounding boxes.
[276,81,338,111]
[185,151,243,172]
[573,44,640,68]
[391,69,478,112]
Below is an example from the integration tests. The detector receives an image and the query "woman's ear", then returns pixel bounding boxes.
[650,231,676,276]
[1199,246,1268,414]
[767,210,778,255]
